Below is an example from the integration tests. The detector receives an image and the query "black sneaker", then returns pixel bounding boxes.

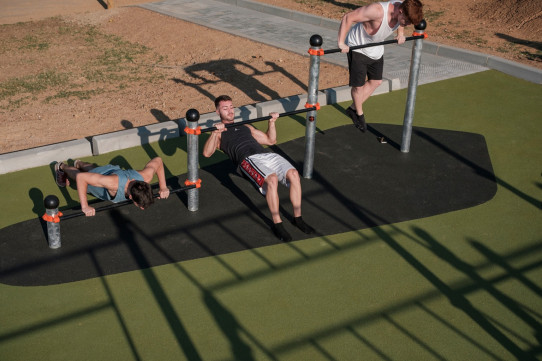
[54,162,67,187]
[346,106,362,129]
[272,222,292,242]
[357,113,367,133]
[293,216,315,234]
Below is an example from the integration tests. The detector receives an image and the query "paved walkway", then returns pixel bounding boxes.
[139,0,488,88]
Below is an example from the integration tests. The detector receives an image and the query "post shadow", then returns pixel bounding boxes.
[201,160,276,230]
[202,290,256,361]
[103,206,276,359]
[296,165,534,359]
[29,187,50,246]
[411,226,540,360]
[470,240,542,298]
[89,252,142,361]
[109,209,203,361]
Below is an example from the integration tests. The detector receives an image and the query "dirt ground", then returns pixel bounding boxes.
[0,0,540,154]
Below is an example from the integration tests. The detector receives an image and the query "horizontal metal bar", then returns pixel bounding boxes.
[323,34,425,55]
[60,184,196,220]
[201,106,317,133]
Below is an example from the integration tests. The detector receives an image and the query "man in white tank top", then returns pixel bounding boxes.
[337,0,423,132]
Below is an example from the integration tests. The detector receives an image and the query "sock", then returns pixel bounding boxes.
[293,216,315,234]
[272,222,292,242]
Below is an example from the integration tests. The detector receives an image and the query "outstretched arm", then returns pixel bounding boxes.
[140,157,169,199]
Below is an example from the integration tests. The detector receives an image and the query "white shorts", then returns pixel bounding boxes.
[240,153,295,195]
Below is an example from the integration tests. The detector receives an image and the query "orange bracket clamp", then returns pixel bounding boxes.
[305,102,320,110]
[42,211,63,223]
[412,32,428,39]
[184,126,202,135]
[307,48,324,56]
[185,179,202,188]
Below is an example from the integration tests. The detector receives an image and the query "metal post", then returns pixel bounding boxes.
[185,109,200,212]
[401,20,427,153]
[43,195,61,249]
[303,34,322,179]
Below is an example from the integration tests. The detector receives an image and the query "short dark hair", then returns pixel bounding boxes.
[215,95,232,109]
[401,0,424,25]
[129,181,154,209]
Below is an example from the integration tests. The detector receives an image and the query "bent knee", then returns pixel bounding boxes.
[265,173,279,187]
[368,79,383,87]
[286,168,300,183]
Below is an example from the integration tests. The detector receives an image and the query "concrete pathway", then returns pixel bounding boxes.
[139,0,488,88]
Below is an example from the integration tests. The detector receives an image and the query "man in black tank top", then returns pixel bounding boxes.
[203,95,315,242]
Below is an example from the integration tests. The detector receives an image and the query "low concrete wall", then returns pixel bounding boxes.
[0,139,92,174]
[92,121,180,156]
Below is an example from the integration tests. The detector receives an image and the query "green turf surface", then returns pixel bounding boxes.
[1,70,541,360]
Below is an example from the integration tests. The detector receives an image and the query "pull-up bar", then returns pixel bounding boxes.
[323,34,426,55]
[200,106,319,133]
[59,184,197,221]
[42,182,198,248]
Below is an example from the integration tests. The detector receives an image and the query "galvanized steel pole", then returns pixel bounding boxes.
[303,34,322,179]
[401,20,427,153]
[43,195,61,249]
[185,109,200,211]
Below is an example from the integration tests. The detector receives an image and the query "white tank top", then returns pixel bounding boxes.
[346,1,401,59]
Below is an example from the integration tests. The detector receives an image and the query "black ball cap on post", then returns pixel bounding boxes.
[186,109,200,123]
[415,19,427,31]
[310,34,323,47]
[44,195,59,209]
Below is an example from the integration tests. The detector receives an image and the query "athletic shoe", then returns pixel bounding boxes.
[346,106,362,129]
[74,159,83,169]
[358,113,367,133]
[272,222,292,242]
[293,216,315,234]
[54,162,67,187]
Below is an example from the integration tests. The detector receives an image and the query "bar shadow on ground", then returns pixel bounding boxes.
[0,124,497,286]
[3,125,541,359]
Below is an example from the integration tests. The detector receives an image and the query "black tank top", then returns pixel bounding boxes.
[219,125,268,167]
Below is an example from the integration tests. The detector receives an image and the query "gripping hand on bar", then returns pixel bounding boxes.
[201,106,318,133]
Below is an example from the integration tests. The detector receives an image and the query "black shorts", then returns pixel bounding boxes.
[347,51,384,87]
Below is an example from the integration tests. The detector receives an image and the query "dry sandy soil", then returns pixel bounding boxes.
[1,0,540,154]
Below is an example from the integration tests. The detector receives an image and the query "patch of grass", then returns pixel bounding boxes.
[18,35,49,51]
[0,96,31,110]
[0,18,165,110]
[0,71,70,100]
[424,10,445,22]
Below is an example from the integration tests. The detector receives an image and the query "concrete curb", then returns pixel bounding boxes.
[0,85,379,174]
[0,139,93,174]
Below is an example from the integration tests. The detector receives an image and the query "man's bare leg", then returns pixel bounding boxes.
[286,169,314,234]
[351,79,383,116]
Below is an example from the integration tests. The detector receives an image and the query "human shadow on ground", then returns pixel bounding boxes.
[495,33,542,62]
[172,59,306,104]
